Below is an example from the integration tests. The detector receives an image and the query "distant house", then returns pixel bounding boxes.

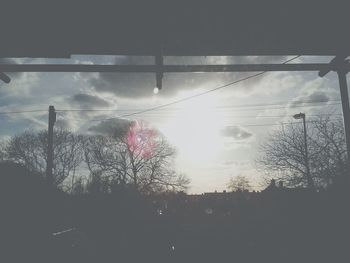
[262,179,314,194]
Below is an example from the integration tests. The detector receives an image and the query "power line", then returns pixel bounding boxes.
[0,109,46,115]
[0,109,340,129]
[202,120,337,128]
[56,107,333,127]
[113,114,343,119]
[142,103,342,114]
[196,100,341,110]
[220,102,341,111]
[89,55,302,122]
[56,99,341,113]
[0,101,340,117]
[101,103,342,116]
[0,102,341,120]
[238,121,326,128]
[117,98,340,118]
[88,102,341,121]
[57,111,342,119]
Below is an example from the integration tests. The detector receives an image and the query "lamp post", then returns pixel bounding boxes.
[293,112,314,189]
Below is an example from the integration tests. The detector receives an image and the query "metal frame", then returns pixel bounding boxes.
[1,57,349,168]
[0,63,349,73]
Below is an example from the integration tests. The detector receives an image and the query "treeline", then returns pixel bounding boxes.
[0,121,189,195]
[257,115,350,189]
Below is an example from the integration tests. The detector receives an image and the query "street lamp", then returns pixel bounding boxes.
[293,112,314,189]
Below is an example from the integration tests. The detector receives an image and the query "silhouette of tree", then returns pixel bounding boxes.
[71,176,86,195]
[2,129,84,187]
[0,141,6,161]
[227,175,251,192]
[311,116,348,186]
[257,116,347,188]
[84,121,189,193]
[85,172,111,195]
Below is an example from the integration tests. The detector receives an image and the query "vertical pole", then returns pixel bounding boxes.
[337,70,350,166]
[155,48,163,90]
[46,105,56,186]
[302,115,313,188]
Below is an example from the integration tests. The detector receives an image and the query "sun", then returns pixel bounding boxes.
[160,91,226,163]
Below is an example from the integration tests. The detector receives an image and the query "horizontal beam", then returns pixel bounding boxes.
[1,63,350,73]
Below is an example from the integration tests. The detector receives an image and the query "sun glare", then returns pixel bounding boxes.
[160,91,225,162]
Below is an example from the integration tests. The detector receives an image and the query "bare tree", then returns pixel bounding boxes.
[227,175,251,192]
[257,116,347,188]
[311,116,347,186]
[0,141,7,161]
[71,176,87,195]
[84,121,189,193]
[85,172,111,195]
[83,134,128,187]
[3,129,84,187]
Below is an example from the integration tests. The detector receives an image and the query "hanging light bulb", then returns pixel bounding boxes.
[153,87,159,94]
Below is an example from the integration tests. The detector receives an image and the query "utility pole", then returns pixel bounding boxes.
[46,105,56,186]
[293,112,314,188]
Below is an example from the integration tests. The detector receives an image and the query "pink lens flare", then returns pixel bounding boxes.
[127,121,158,159]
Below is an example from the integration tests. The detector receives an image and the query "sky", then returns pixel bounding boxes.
[0,55,348,193]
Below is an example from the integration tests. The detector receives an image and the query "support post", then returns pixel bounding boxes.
[155,48,163,90]
[46,105,56,185]
[337,70,350,165]
[319,57,350,178]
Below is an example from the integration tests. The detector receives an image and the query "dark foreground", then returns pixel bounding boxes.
[1,162,349,263]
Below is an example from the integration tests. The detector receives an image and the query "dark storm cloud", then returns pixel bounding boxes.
[71,94,110,108]
[221,126,252,140]
[305,92,330,103]
[89,72,155,98]
[86,56,156,98]
[289,91,331,108]
[88,118,134,136]
[87,56,289,98]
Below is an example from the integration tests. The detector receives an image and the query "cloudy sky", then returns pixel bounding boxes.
[0,55,347,193]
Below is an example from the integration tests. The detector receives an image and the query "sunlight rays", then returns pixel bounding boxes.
[160,90,226,163]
